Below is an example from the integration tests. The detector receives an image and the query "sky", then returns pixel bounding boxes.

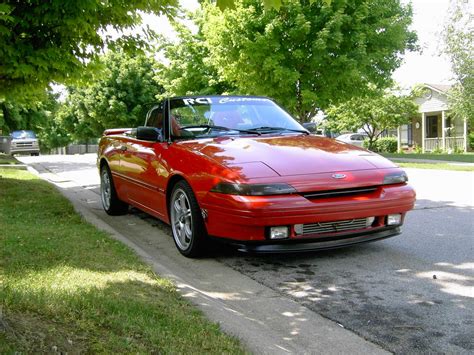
[392,0,454,89]
[148,0,456,90]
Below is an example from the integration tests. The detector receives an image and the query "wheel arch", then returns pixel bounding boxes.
[166,174,187,217]
[99,157,109,170]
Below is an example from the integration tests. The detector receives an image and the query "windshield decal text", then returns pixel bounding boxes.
[182,98,212,105]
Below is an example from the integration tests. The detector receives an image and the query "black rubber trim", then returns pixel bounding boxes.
[302,186,378,199]
[215,227,401,254]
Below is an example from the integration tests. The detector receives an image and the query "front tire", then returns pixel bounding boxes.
[100,164,128,215]
[170,180,207,257]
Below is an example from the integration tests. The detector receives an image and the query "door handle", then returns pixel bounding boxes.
[120,145,127,152]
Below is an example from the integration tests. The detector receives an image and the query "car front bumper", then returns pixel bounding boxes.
[10,144,40,155]
[201,183,415,245]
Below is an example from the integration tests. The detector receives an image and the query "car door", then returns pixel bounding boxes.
[119,103,170,219]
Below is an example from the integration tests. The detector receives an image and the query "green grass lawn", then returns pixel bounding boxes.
[0,154,21,165]
[396,162,474,171]
[0,169,246,354]
[382,153,474,163]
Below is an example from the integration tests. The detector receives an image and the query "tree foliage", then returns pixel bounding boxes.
[1,92,52,133]
[201,0,416,121]
[158,16,234,97]
[0,0,331,102]
[443,0,474,125]
[0,0,177,100]
[59,50,163,141]
[0,91,69,150]
[325,90,418,149]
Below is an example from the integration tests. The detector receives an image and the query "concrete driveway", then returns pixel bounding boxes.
[17,154,474,353]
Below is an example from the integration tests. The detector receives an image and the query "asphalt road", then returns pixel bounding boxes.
[18,154,474,354]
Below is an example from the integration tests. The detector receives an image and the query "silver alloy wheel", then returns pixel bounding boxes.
[101,168,111,211]
[171,188,193,250]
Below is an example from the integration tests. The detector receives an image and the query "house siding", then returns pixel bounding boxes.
[399,84,470,152]
[415,91,449,113]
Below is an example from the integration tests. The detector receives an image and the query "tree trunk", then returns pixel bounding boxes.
[0,102,12,133]
[295,79,305,122]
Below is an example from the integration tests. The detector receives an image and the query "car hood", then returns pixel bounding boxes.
[180,135,396,178]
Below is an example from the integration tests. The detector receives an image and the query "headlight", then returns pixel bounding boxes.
[383,171,408,185]
[210,183,296,196]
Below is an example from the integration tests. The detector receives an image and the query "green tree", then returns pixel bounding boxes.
[0,91,69,150]
[0,0,177,100]
[202,0,416,121]
[0,92,53,133]
[0,0,300,101]
[443,0,473,125]
[325,90,418,150]
[159,16,234,96]
[59,50,163,141]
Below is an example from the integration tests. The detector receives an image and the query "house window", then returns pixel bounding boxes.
[400,124,413,145]
[408,123,413,145]
[426,115,438,138]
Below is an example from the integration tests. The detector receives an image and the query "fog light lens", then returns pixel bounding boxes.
[270,226,289,239]
[387,214,402,225]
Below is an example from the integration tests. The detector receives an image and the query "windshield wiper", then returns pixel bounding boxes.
[180,125,261,135]
[246,126,309,135]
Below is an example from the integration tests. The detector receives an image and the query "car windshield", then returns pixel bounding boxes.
[11,130,36,139]
[169,96,306,139]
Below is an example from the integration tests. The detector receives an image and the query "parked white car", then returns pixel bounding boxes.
[10,130,40,156]
[336,133,368,147]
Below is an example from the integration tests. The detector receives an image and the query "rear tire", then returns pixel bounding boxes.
[170,180,207,257]
[100,164,128,215]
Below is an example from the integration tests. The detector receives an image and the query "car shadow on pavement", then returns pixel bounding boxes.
[209,200,473,354]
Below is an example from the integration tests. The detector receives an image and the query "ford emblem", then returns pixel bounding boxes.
[332,173,346,179]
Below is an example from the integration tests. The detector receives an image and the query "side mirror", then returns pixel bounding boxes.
[302,122,316,133]
[136,126,163,142]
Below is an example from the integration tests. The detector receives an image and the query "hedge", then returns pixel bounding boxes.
[363,137,398,153]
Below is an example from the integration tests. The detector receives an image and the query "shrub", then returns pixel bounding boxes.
[376,137,398,153]
[363,137,397,153]
[469,132,474,150]
[362,139,371,150]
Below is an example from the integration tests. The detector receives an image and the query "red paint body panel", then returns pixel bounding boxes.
[98,130,416,246]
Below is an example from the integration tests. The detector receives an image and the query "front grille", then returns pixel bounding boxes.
[302,186,377,199]
[300,218,369,236]
[16,142,33,147]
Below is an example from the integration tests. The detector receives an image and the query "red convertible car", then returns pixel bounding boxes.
[97,96,415,257]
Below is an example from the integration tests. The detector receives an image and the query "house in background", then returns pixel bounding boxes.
[397,83,470,152]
